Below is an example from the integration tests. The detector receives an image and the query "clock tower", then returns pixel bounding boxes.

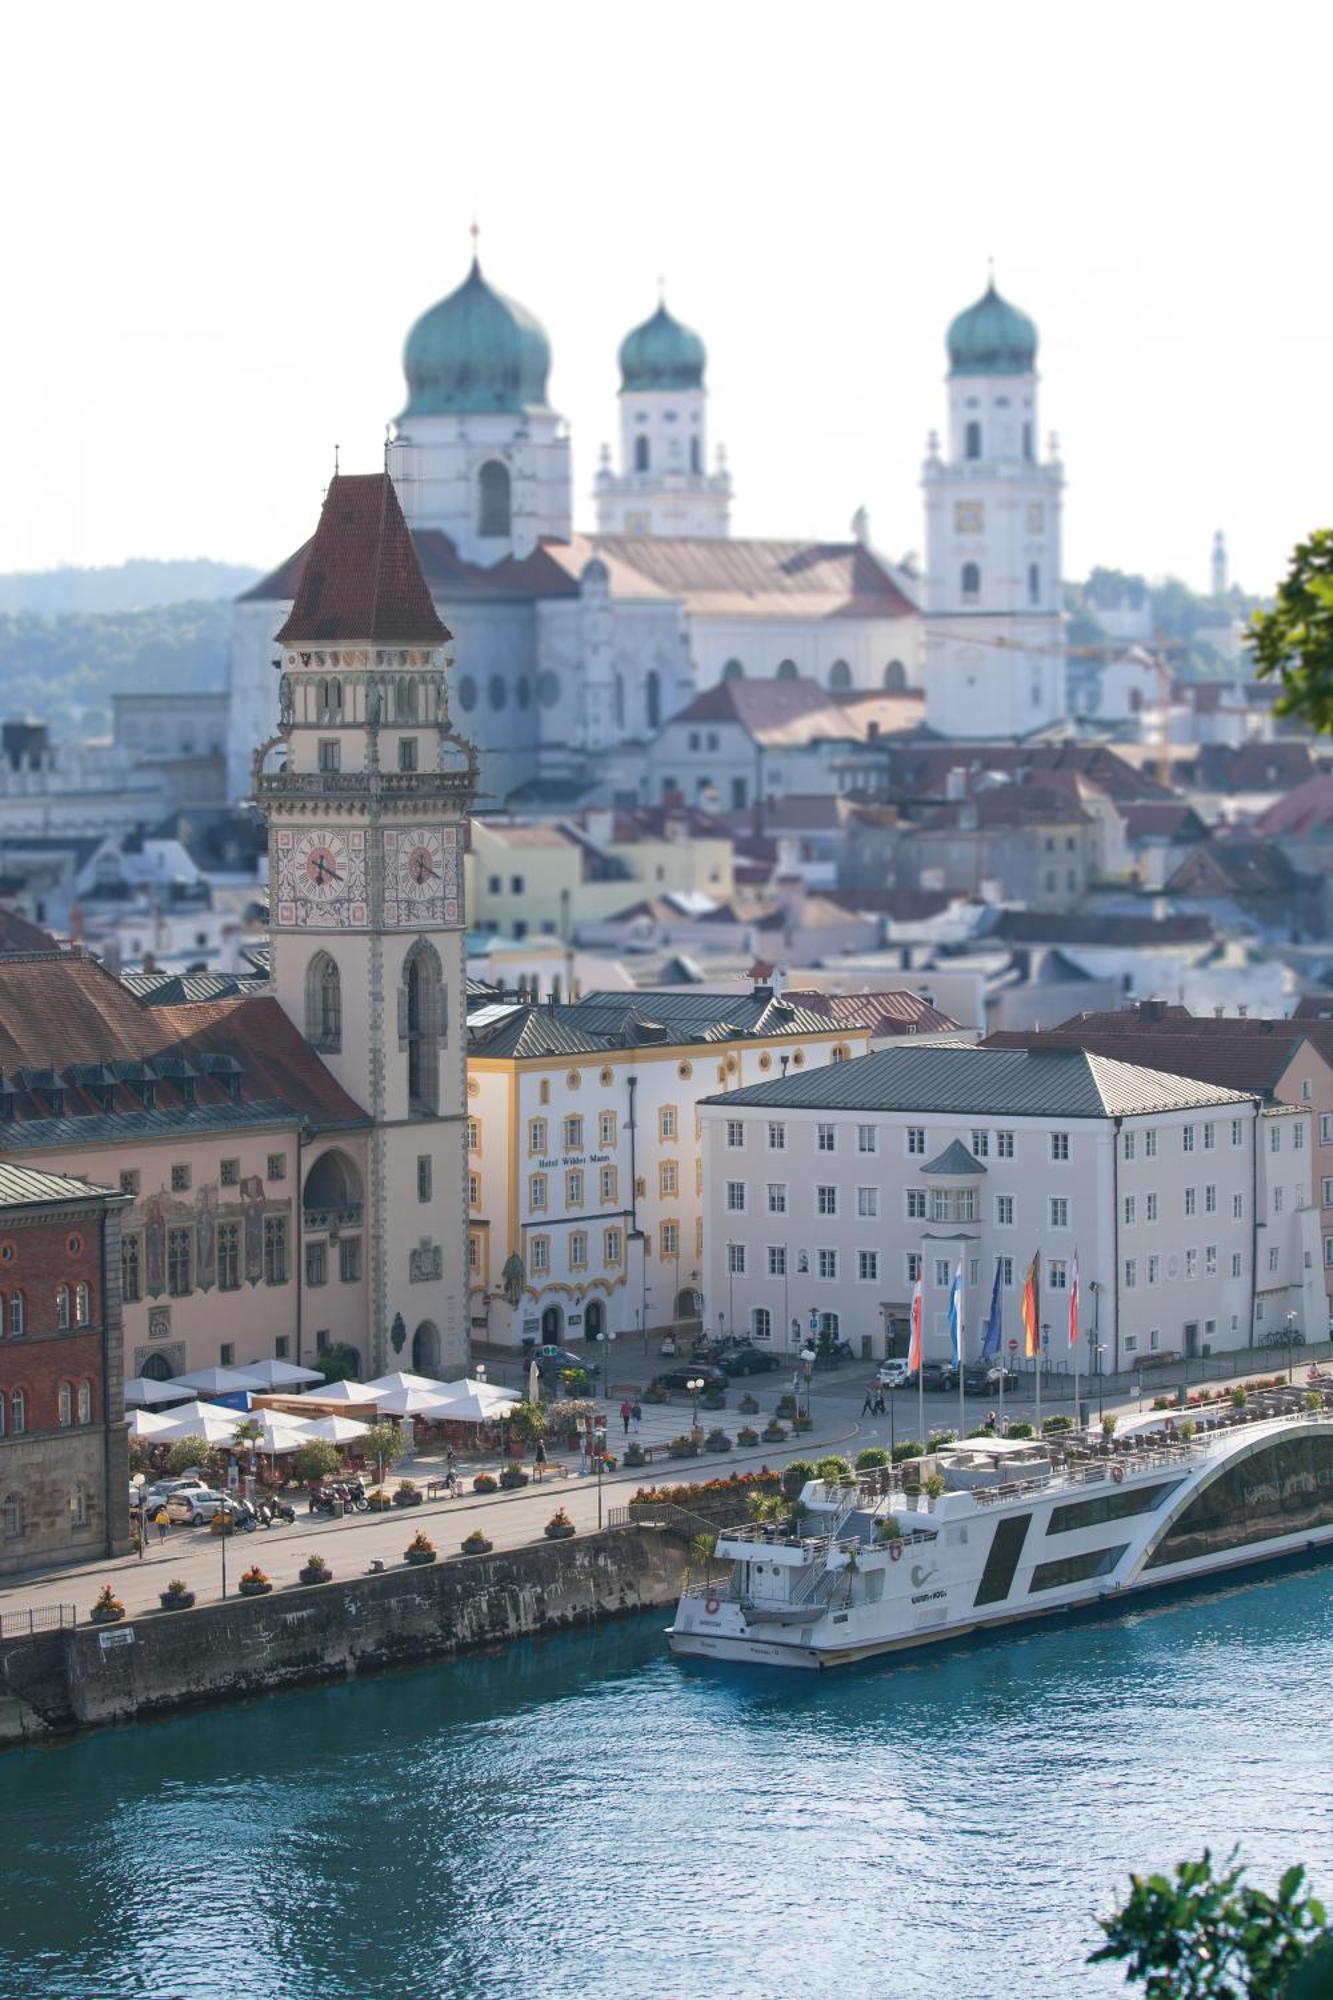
[256,471,477,1375]
[922,280,1066,739]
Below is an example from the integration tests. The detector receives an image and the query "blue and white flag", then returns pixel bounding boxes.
[980,1258,1003,1359]
[947,1262,964,1365]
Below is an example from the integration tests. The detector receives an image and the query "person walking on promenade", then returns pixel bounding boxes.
[534,1437,547,1481]
[153,1505,169,1546]
[861,1388,877,1417]
[620,1398,632,1438]
[631,1400,642,1434]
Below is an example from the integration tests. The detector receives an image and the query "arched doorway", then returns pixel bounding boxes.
[541,1304,563,1342]
[412,1321,441,1375]
[584,1300,604,1344]
[141,1352,172,1382]
[676,1286,703,1327]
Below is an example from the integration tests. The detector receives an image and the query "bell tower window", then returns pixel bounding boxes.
[689,437,701,474]
[478,460,511,539]
[645,670,661,732]
[1028,563,1041,606]
[634,436,651,473]
[403,941,444,1115]
[305,952,342,1053]
[964,420,982,460]
[961,562,981,605]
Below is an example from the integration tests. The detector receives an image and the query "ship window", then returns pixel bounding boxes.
[1029,1544,1129,1594]
[973,1513,1031,1606]
[1143,1434,1333,1571]
[1045,1480,1185,1536]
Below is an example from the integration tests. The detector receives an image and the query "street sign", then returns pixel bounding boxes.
[1007,1339,1018,1353]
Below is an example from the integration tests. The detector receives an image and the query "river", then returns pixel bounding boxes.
[4,1559,1333,2000]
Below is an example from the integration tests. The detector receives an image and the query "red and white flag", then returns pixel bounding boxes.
[908,1275,923,1372]
[1069,1247,1080,1349]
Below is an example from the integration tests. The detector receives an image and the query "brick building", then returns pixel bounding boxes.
[0,1162,130,1578]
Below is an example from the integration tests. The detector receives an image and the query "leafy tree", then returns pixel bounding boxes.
[504,1400,547,1447]
[165,1436,211,1476]
[1249,529,1333,732]
[315,1343,362,1384]
[1091,1850,1330,1996]
[292,1440,343,1485]
[359,1421,405,1486]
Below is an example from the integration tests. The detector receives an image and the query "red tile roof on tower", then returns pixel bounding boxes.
[276,474,449,646]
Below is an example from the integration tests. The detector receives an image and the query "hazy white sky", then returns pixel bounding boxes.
[2,0,1328,596]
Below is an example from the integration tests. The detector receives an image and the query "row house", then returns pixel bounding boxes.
[465,986,867,1353]
[698,1042,1322,1372]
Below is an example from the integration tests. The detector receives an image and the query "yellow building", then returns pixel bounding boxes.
[465,809,735,941]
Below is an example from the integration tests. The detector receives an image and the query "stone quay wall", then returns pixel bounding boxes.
[0,1525,686,1747]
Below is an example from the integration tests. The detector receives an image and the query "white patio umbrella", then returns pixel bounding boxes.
[298,1413,370,1444]
[372,1383,456,1418]
[527,1358,540,1407]
[241,1359,326,1389]
[170,1365,269,1396]
[151,1402,247,1443]
[297,1380,380,1405]
[422,1386,518,1425]
[127,1407,179,1438]
[245,1414,316,1454]
[123,1377,193,1407]
[360,1371,449,1398]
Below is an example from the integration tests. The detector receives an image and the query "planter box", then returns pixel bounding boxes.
[404,1549,437,1565]
[159,1591,195,1612]
[545,1524,576,1540]
[90,1606,124,1625]
[393,1491,423,1508]
[238,1580,272,1597]
[461,1537,494,1555]
[299,1567,332,1585]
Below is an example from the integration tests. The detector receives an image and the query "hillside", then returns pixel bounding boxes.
[0,600,234,736]
[0,558,259,617]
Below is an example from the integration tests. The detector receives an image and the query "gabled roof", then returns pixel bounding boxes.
[1119,801,1211,842]
[468,988,838,1060]
[922,1138,987,1175]
[0,1163,120,1211]
[780,988,960,1036]
[1256,774,1333,838]
[275,474,449,645]
[556,535,918,621]
[1164,839,1311,900]
[667,677,921,748]
[699,1042,1252,1119]
[0,908,60,957]
[984,909,1214,948]
[982,1025,1305,1101]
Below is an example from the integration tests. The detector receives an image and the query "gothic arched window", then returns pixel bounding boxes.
[1028,563,1041,606]
[645,670,661,733]
[57,1381,72,1428]
[634,436,650,473]
[305,952,342,1053]
[9,1292,24,1337]
[965,420,982,460]
[56,1284,71,1330]
[478,460,512,538]
[829,659,852,691]
[74,1283,89,1326]
[961,562,981,604]
[403,941,445,1116]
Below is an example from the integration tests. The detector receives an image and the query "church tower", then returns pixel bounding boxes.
[923,281,1066,738]
[256,473,477,1375]
[595,298,731,537]
[387,247,571,564]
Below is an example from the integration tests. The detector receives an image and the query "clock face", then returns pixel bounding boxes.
[954,501,984,534]
[382,826,462,928]
[272,827,367,928]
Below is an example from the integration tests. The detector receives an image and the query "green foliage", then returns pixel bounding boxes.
[128,1440,153,1475]
[560,1367,592,1396]
[891,1439,925,1463]
[874,1514,903,1542]
[921,1474,945,1500]
[926,1430,957,1453]
[0,598,236,736]
[232,1419,264,1450]
[165,1436,210,1476]
[623,1441,646,1468]
[854,1447,889,1470]
[1041,1415,1073,1434]
[1249,530,1333,732]
[781,1459,817,1499]
[815,1455,853,1483]
[704,1429,732,1452]
[1231,1388,1249,1411]
[1007,1421,1035,1440]
[316,1343,363,1384]
[292,1439,343,1484]
[505,1400,547,1446]
[360,1421,405,1477]
[1305,1392,1323,1413]
[1091,1849,1329,1997]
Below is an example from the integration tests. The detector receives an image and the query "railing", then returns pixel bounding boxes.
[303,1205,364,1233]
[609,1502,716,1540]
[0,1602,77,1638]
[257,771,472,802]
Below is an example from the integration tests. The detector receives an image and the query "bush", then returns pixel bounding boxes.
[892,1439,925,1463]
[1006,1421,1035,1440]
[704,1429,732,1452]
[314,1342,362,1383]
[165,1436,211,1477]
[560,1367,593,1396]
[623,1441,646,1467]
[159,1580,194,1610]
[855,1447,889,1470]
[874,1514,903,1542]
[293,1440,344,1485]
[761,1423,788,1443]
[781,1459,817,1499]
[545,1507,576,1539]
[498,1466,530,1490]
[404,1530,436,1564]
[1230,1388,1248,1411]
[473,1473,498,1493]
[299,1554,331,1582]
[816,1455,853,1483]
[775,1395,797,1418]
[1041,1415,1073,1434]
[238,1566,272,1596]
[128,1440,154,1475]
[90,1585,125,1624]
[461,1531,493,1555]
[926,1431,957,1454]
[921,1473,945,1500]
[1306,1391,1323,1412]
[738,1393,760,1415]
[668,1435,700,1459]
[737,1426,760,1447]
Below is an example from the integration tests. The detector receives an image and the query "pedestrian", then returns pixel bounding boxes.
[534,1437,547,1481]
[985,1408,997,1434]
[620,1397,632,1438]
[446,1446,457,1476]
[861,1389,876,1417]
[153,1505,169,1545]
[873,1391,886,1417]
[578,1432,589,1476]
[631,1400,642,1434]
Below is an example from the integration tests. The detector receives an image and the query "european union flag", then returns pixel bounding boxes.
[980,1259,1003,1359]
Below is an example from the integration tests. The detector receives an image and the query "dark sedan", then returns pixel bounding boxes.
[720,1346,783,1377]
[651,1365,729,1395]
[920,1361,958,1393]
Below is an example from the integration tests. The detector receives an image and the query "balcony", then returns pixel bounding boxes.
[303,1204,363,1236]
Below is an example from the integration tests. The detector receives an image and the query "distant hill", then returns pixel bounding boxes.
[0,600,234,737]
[0,558,260,617]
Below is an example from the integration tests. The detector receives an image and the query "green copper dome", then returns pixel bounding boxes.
[618,302,707,393]
[399,258,552,419]
[946,281,1038,377]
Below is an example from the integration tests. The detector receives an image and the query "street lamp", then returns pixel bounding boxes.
[598,1327,615,1398]
[687,1376,704,1429]
[727,1247,736,1339]
[799,1346,816,1420]
[1286,1310,1299,1385]
[1093,1342,1107,1423]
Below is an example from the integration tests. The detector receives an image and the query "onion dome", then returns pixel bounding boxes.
[946,281,1038,377]
[618,302,707,393]
[399,258,552,419]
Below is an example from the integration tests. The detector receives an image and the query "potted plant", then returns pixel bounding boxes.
[593,1450,618,1472]
[738,1393,760,1415]
[816,1455,853,1483]
[760,1421,788,1443]
[781,1459,816,1499]
[393,1478,423,1508]
[473,1472,498,1493]
[792,1413,813,1432]
[855,1447,889,1471]
[90,1585,125,1625]
[298,1553,332,1585]
[159,1578,195,1612]
[874,1513,904,1544]
[736,1425,760,1447]
[921,1473,946,1506]
[1229,1388,1248,1411]
[498,1464,531,1490]
[704,1428,732,1453]
[1305,1391,1323,1413]
[545,1507,576,1540]
[461,1528,493,1555]
[238,1565,272,1597]
[643,1383,670,1405]
[701,1389,727,1412]
[668,1434,699,1459]
[404,1529,437,1566]
[775,1394,797,1419]
[365,1487,393,1512]
[623,1440,646,1467]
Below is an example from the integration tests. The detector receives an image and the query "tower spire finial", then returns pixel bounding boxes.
[987,253,996,289]
[333,442,340,477]
[469,216,480,267]
[657,271,666,306]
[384,422,392,473]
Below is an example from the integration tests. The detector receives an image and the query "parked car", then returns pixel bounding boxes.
[960,1363,1019,1395]
[1259,1327,1306,1348]
[143,1477,210,1510]
[877,1359,915,1389]
[920,1361,958,1393]
[153,1489,234,1526]
[530,1345,591,1381]
[650,1365,729,1395]
[720,1346,783,1377]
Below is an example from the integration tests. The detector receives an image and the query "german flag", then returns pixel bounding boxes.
[1021,1253,1040,1358]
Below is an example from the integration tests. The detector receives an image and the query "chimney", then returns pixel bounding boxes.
[1137,998,1167,1023]
[945,766,967,802]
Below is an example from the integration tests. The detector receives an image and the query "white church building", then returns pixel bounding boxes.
[228,260,1069,805]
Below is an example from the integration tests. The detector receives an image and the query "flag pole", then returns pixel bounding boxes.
[958,1299,966,1443]
[1036,1333,1042,1433]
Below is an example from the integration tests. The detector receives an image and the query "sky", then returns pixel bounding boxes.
[1,0,1329,597]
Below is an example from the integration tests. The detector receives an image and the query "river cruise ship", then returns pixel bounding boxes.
[667,1399,1333,1670]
